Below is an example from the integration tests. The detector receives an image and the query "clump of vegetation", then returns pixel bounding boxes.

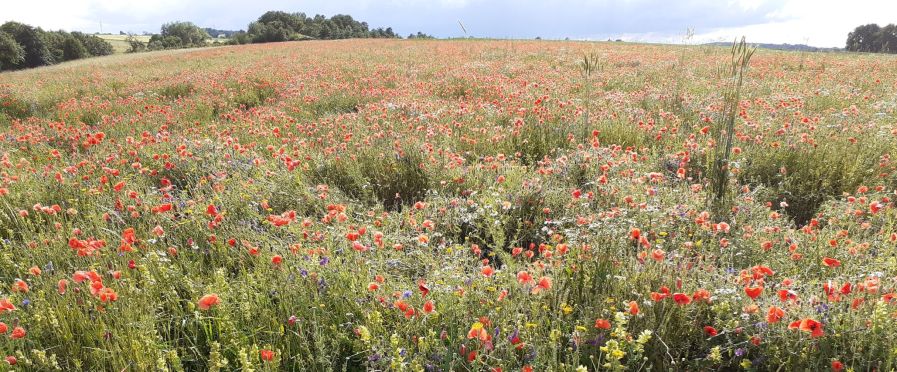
[314,149,430,211]
[0,92,31,121]
[740,137,892,225]
[307,93,366,117]
[157,82,195,99]
[230,79,279,109]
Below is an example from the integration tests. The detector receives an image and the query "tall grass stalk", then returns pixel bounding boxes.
[578,52,601,128]
[709,37,754,221]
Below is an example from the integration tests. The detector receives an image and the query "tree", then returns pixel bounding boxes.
[42,31,69,62]
[154,22,209,48]
[846,24,882,52]
[126,35,146,53]
[248,11,306,42]
[72,32,114,56]
[0,31,25,71]
[0,22,54,68]
[248,21,296,43]
[877,24,897,53]
[61,36,88,61]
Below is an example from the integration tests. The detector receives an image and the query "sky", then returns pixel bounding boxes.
[3,0,897,48]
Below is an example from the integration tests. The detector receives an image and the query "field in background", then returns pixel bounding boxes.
[95,34,151,54]
[0,40,895,371]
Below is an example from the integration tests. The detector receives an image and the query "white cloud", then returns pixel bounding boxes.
[695,0,897,47]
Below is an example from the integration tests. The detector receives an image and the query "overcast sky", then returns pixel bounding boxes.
[4,0,897,47]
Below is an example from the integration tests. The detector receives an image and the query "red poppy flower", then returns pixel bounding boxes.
[516,271,534,285]
[10,327,25,339]
[531,276,552,294]
[822,257,841,268]
[766,306,785,323]
[744,286,763,300]
[789,318,823,338]
[422,300,435,314]
[628,301,640,315]
[673,292,691,305]
[831,360,844,371]
[198,294,221,310]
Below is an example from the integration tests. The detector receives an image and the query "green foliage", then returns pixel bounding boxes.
[157,82,195,99]
[307,94,366,117]
[0,31,25,71]
[578,52,602,126]
[0,92,32,122]
[61,36,88,61]
[313,150,430,211]
[846,23,897,53]
[230,80,278,109]
[0,21,54,69]
[71,32,114,57]
[740,138,891,226]
[148,22,209,50]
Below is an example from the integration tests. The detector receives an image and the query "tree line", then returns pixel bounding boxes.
[0,22,113,71]
[229,11,406,44]
[846,24,897,53]
[126,12,433,52]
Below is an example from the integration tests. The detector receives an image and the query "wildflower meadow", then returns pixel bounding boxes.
[0,39,895,371]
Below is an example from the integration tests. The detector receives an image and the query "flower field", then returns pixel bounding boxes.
[0,39,895,371]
